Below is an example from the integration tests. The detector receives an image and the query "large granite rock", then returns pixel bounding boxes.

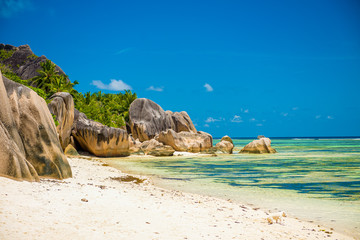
[0,44,67,80]
[157,129,213,153]
[140,139,175,156]
[129,98,174,142]
[48,92,74,150]
[129,98,197,142]
[168,111,197,133]
[72,109,130,157]
[215,135,234,154]
[128,136,142,154]
[240,137,277,154]
[0,72,72,181]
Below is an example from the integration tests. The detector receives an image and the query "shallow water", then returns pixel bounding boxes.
[106,138,360,237]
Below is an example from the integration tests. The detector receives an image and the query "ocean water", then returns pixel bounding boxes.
[106,138,360,237]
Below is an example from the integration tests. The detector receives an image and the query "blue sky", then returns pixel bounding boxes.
[1,0,360,137]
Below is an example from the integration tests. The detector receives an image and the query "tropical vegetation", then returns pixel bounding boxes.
[75,90,137,128]
[1,51,136,128]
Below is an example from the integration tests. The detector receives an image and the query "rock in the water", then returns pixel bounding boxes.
[157,129,213,153]
[240,137,277,154]
[140,139,175,156]
[64,144,79,156]
[48,92,74,150]
[129,98,197,142]
[0,72,72,181]
[72,109,130,157]
[215,135,234,153]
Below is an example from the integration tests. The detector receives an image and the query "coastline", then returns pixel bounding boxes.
[0,155,355,240]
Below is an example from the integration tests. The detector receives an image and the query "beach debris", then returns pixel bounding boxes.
[110,175,145,184]
[266,211,287,224]
[81,198,88,202]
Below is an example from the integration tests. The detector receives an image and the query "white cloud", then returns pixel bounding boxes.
[231,115,243,123]
[256,123,263,127]
[205,117,223,123]
[147,86,164,92]
[315,115,321,119]
[204,124,210,127]
[327,116,334,119]
[250,118,256,122]
[282,113,288,117]
[204,83,213,92]
[244,109,249,113]
[292,107,299,111]
[92,79,132,91]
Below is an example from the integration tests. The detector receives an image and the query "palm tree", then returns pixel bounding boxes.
[31,60,58,91]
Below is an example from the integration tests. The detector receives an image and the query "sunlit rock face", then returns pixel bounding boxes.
[240,137,277,154]
[215,135,234,154]
[128,136,142,154]
[129,98,175,142]
[72,109,130,157]
[0,72,72,181]
[168,111,197,133]
[157,129,213,153]
[129,98,197,142]
[48,92,74,150]
[64,144,79,156]
[140,139,175,156]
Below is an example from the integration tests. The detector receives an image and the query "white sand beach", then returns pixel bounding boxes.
[0,156,355,240]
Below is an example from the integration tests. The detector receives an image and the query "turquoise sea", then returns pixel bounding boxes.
[106,138,360,237]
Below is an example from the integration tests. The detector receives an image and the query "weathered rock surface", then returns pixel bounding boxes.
[140,139,175,156]
[240,137,277,154]
[168,111,197,133]
[215,135,234,153]
[0,72,72,181]
[0,44,67,80]
[157,129,213,153]
[129,98,174,142]
[129,98,197,142]
[128,136,142,154]
[72,109,130,157]
[64,144,79,156]
[48,92,74,150]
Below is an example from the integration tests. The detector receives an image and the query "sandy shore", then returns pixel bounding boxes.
[0,156,355,240]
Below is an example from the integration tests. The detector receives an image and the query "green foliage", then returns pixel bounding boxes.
[0,63,13,75]
[31,60,59,91]
[2,67,28,85]
[2,58,137,128]
[74,90,137,128]
[52,114,59,127]
[0,49,15,61]
[27,54,37,60]
[29,86,48,101]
